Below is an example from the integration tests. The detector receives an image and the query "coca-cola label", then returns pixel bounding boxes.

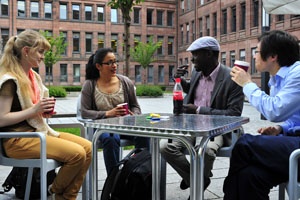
[173,91,183,100]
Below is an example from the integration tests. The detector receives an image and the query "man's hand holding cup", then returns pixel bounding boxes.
[231,60,252,87]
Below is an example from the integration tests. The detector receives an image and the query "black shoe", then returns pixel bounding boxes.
[180,179,189,190]
[204,177,211,190]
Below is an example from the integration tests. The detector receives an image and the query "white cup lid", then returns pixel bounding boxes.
[234,60,250,67]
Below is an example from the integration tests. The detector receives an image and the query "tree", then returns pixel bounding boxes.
[130,37,161,84]
[40,31,67,86]
[108,0,144,77]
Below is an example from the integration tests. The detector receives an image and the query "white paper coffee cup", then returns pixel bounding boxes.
[117,103,129,115]
[234,60,250,72]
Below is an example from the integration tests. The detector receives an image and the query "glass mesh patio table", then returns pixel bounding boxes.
[85,113,249,200]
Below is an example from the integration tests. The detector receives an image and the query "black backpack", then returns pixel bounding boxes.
[1,167,56,199]
[101,148,152,200]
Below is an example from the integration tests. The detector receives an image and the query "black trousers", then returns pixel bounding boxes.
[223,134,300,200]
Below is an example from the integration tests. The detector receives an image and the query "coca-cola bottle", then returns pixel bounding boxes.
[173,78,184,115]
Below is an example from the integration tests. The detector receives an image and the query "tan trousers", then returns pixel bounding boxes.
[3,132,92,200]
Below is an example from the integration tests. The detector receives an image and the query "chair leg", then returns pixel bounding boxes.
[278,183,286,200]
[25,168,34,200]
[119,147,123,159]
[160,156,167,200]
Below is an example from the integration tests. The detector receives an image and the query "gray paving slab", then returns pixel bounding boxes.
[0,94,289,200]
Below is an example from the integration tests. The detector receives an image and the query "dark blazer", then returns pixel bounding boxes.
[182,64,244,146]
[182,64,244,116]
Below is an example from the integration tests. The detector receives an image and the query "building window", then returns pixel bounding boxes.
[60,4,67,20]
[17,0,25,17]
[73,64,80,82]
[213,13,217,36]
[185,57,188,65]
[86,33,92,53]
[251,48,257,74]
[111,34,118,52]
[168,37,174,55]
[186,23,189,44]
[180,25,184,45]
[98,33,104,48]
[206,15,210,36]
[72,4,80,20]
[240,3,246,30]
[97,6,104,22]
[44,2,52,19]
[46,66,53,82]
[181,0,184,13]
[252,0,259,27]
[85,5,92,21]
[147,9,153,25]
[111,8,117,23]
[134,35,141,53]
[277,15,284,21]
[169,65,175,82]
[73,32,80,53]
[1,28,9,49]
[222,9,227,34]
[60,64,68,82]
[192,21,195,41]
[167,11,173,26]
[135,65,141,83]
[239,49,245,61]
[199,17,203,37]
[158,65,164,83]
[221,52,226,65]
[157,10,163,26]
[157,36,164,55]
[1,0,8,16]
[187,0,191,10]
[230,51,235,68]
[61,32,67,55]
[133,8,140,24]
[30,1,39,18]
[231,6,236,32]
[147,65,153,83]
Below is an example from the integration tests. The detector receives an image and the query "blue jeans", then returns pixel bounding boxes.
[99,132,150,174]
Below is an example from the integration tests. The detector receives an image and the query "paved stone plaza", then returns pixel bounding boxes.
[0,95,287,200]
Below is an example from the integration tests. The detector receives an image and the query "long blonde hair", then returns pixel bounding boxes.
[0,29,50,98]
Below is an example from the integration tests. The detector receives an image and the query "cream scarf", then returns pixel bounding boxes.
[0,72,59,137]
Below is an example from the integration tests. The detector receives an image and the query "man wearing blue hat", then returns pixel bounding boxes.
[160,36,244,199]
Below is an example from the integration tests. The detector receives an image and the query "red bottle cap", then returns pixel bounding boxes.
[175,78,181,83]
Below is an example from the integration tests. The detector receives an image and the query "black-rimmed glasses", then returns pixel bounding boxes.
[101,60,118,66]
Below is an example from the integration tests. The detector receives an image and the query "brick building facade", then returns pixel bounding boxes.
[0,0,177,86]
[178,0,300,86]
[1,0,300,87]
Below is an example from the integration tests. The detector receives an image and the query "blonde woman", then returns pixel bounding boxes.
[0,29,91,200]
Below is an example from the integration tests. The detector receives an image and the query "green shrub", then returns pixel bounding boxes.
[48,86,67,97]
[63,86,82,92]
[136,85,163,97]
[159,86,166,91]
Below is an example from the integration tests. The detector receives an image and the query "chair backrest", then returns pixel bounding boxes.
[0,132,62,200]
[77,93,83,121]
[216,127,244,157]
